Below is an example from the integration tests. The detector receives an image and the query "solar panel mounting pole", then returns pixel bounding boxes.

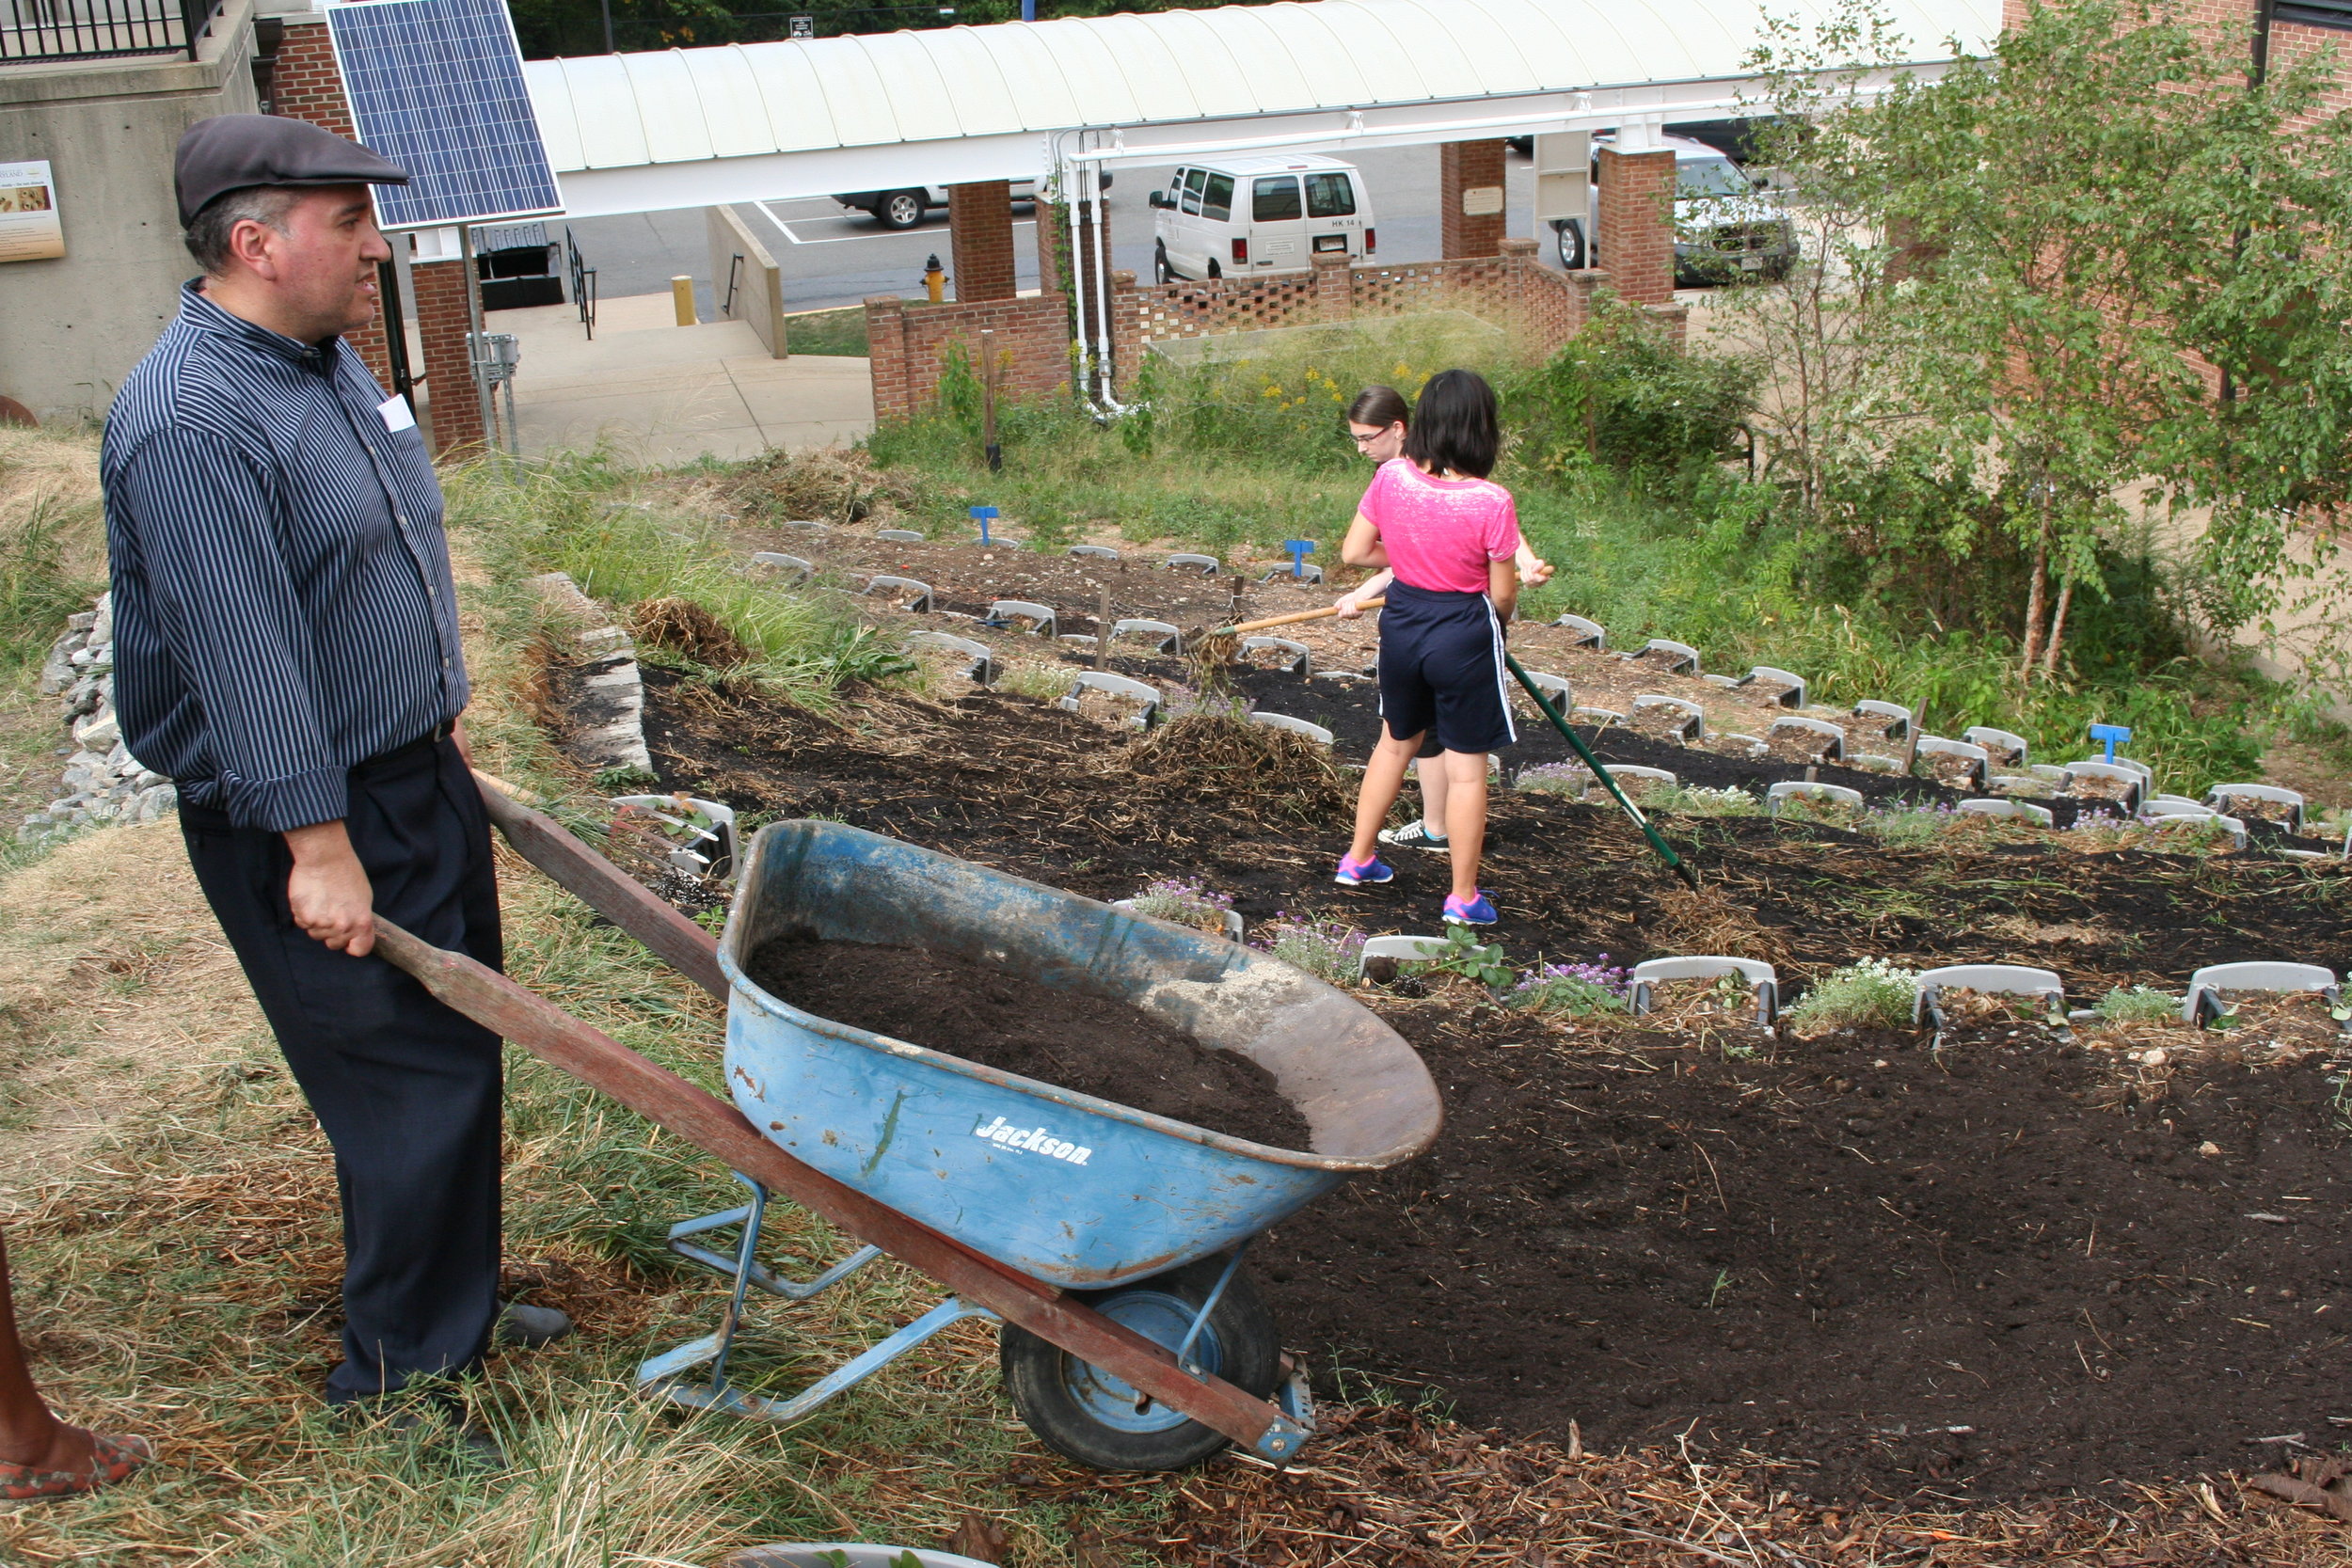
[457,225,499,467]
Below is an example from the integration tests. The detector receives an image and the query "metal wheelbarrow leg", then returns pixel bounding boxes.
[636,1171,993,1423]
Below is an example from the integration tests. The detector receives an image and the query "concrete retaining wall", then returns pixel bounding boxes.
[0,0,260,422]
[707,203,787,360]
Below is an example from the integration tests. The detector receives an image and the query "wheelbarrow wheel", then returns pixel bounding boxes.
[998,1252,1279,1471]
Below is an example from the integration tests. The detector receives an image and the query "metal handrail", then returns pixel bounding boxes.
[0,0,219,62]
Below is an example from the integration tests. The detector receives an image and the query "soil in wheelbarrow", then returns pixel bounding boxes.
[744,932,1314,1150]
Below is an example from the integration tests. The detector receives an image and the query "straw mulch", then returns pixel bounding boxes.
[1095,1402,2351,1566]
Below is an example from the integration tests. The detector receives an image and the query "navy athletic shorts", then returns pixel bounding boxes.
[1375,579,1517,755]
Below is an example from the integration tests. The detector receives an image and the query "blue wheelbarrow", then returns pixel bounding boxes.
[373,792,1441,1471]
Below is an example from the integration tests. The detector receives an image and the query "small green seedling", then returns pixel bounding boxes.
[2094,985,2178,1022]
[1426,925,1517,990]
[1784,958,1918,1031]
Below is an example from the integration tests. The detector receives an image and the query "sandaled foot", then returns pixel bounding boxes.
[0,1430,151,1501]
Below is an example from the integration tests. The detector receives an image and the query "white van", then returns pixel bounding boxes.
[1149,155,1375,283]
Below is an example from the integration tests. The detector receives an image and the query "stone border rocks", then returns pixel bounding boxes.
[22,594,179,845]
[532,572,654,778]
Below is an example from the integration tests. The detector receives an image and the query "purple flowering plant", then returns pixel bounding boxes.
[1508,955,1632,1017]
[1129,877,1235,934]
[1248,913,1367,985]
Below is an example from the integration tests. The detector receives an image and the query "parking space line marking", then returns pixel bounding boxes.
[753,200,1037,247]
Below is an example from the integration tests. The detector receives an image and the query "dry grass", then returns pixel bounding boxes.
[0,821,266,1205]
[718,447,921,530]
[1148,1402,2352,1566]
[0,425,103,525]
[630,596,753,670]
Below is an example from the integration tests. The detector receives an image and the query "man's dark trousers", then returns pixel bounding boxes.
[180,735,503,1402]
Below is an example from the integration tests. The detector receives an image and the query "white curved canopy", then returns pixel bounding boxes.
[525,0,1997,217]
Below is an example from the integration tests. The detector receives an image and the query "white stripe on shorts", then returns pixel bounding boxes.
[1484,596,1518,745]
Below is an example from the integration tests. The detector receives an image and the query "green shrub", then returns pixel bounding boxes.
[1503,293,1758,487]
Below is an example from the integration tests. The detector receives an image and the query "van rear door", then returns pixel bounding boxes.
[1248,174,1306,271]
[1198,170,1236,275]
[1303,168,1367,259]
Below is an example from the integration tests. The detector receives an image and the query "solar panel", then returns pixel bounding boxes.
[326,0,562,230]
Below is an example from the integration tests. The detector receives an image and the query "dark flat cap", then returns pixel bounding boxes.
[175,115,409,229]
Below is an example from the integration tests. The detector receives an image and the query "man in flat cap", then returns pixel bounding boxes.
[101,115,567,1459]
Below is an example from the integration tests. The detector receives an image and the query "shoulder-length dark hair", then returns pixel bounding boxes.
[1402,369,1499,479]
[1346,385,1410,429]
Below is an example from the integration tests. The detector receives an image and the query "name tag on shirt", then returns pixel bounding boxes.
[378,393,417,433]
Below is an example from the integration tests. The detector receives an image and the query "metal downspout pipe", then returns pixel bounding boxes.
[1058,131,1133,419]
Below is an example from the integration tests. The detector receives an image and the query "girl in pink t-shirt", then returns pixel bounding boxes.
[1332,370,1543,926]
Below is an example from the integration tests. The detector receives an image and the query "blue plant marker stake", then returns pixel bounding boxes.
[970,505,999,546]
[1283,539,1316,578]
[2089,721,2131,763]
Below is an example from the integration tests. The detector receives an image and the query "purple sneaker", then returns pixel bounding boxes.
[1442,891,1499,925]
[1333,853,1394,887]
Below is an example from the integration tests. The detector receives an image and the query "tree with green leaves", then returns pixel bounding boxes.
[1736,0,2352,684]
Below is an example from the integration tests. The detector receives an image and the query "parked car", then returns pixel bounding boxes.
[832,175,1111,230]
[1553,133,1795,284]
[1149,154,1375,283]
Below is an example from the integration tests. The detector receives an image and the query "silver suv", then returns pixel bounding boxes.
[1555,133,1794,285]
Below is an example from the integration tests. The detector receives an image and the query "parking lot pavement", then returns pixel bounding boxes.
[556,144,1555,315]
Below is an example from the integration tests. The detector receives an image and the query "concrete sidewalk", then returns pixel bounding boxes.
[491,292,874,464]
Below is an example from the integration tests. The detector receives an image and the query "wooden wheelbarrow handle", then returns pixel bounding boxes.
[421,778,1294,1458]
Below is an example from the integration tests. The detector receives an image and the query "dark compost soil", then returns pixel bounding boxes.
[741,932,1313,1151]
[1255,1009,2352,1502]
[606,664,2352,1503]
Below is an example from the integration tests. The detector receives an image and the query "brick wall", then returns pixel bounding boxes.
[870,240,1639,418]
[1596,147,1677,306]
[864,293,1072,421]
[2007,0,2350,116]
[1438,139,1509,260]
[1113,242,1600,381]
[947,181,1017,302]
[411,259,486,455]
[270,19,392,389]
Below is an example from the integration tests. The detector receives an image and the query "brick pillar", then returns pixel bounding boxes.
[947,181,1016,302]
[1108,269,1141,395]
[1597,146,1677,306]
[864,295,910,421]
[268,18,393,389]
[1439,138,1508,260]
[411,259,485,456]
[1311,248,1353,321]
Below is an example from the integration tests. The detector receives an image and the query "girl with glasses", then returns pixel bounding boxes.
[1331,370,1546,925]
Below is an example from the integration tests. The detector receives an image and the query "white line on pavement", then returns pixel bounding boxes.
[754,200,1039,247]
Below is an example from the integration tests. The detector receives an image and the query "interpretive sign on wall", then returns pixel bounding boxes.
[0,162,63,262]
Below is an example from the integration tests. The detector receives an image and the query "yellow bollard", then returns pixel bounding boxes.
[671,275,696,326]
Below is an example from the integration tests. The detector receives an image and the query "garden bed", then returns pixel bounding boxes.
[612,666,2352,1505]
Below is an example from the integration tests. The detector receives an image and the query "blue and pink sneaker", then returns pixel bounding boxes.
[1333,853,1394,887]
[1442,891,1499,925]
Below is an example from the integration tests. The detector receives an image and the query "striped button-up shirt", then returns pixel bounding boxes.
[103,282,469,832]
